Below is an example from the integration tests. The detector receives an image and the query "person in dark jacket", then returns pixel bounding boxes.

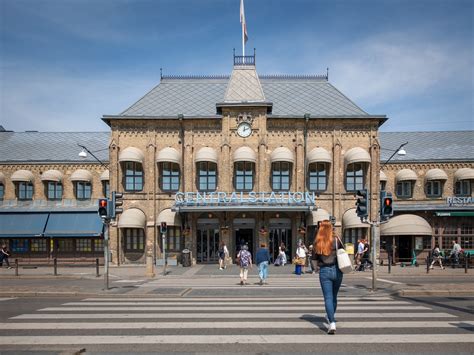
[255,243,271,285]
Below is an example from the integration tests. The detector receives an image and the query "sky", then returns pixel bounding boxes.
[0,0,472,133]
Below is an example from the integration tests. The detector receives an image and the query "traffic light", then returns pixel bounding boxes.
[160,221,167,234]
[98,198,109,220]
[380,190,394,220]
[110,191,123,219]
[355,189,368,219]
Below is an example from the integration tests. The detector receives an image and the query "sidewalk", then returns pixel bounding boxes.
[0,263,472,298]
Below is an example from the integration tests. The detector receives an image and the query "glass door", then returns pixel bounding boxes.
[269,228,292,262]
[196,228,219,263]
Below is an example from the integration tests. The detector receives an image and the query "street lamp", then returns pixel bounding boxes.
[77,144,108,168]
[380,142,408,170]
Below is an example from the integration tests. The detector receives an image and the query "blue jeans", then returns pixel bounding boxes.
[319,264,343,323]
[258,261,269,281]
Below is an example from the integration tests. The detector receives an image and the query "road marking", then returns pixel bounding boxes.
[1,334,473,345]
[113,280,144,283]
[38,305,429,311]
[369,277,403,285]
[1,320,472,330]
[63,301,411,306]
[0,298,16,302]
[14,312,454,320]
[83,296,394,304]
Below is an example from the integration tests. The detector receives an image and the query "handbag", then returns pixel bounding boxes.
[336,236,353,273]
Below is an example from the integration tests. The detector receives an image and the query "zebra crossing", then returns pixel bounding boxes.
[1,295,473,349]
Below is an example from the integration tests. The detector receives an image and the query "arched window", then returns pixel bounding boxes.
[345,163,365,192]
[47,182,63,200]
[197,162,217,191]
[160,162,180,191]
[75,181,92,200]
[234,161,254,191]
[124,162,144,191]
[272,162,291,191]
[308,163,328,192]
[17,182,34,200]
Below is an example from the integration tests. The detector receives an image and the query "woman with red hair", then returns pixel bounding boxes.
[313,220,344,334]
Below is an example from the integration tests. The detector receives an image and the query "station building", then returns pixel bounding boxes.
[0,54,473,267]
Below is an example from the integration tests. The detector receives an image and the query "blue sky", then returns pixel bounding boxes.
[1,0,472,132]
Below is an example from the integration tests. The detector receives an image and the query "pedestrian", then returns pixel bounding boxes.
[255,243,271,285]
[314,219,344,335]
[295,241,307,274]
[450,240,462,268]
[237,244,252,285]
[430,245,444,270]
[308,244,318,274]
[0,244,12,269]
[362,240,373,271]
[218,241,229,270]
[356,239,365,271]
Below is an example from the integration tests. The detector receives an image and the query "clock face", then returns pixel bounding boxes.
[237,123,252,138]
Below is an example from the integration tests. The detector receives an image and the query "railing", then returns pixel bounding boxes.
[234,55,255,66]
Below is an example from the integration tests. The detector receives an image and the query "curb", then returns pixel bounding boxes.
[395,290,474,297]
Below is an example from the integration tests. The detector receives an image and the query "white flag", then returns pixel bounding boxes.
[240,0,248,43]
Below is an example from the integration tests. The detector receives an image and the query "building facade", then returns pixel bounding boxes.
[0,56,473,268]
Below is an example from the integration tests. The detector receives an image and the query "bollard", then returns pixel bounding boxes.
[465,254,469,274]
[388,254,392,274]
[426,257,430,274]
[96,258,100,277]
[15,259,19,276]
[53,257,58,276]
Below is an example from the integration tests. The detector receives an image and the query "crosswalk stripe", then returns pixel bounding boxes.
[2,321,472,330]
[0,297,15,302]
[12,312,455,320]
[1,334,473,345]
[63,301,411,306]
[38,305,429,311]
[83,296,396,301]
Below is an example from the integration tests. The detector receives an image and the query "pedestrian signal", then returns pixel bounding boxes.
[98,198,109,220]
[160,221,167,234]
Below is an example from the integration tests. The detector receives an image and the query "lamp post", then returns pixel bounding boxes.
[367,142,408,291]
[77,143,110,289]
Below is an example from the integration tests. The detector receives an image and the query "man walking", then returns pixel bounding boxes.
[256,243,271,285]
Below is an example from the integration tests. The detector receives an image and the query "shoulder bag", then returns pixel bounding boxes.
[336,236,353,273]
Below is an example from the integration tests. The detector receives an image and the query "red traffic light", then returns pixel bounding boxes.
[99,199,108,208]
[384,198,392,206]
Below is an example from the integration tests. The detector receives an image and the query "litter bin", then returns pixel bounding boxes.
[181,249,191,267]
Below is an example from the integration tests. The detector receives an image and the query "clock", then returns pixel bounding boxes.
[237,122,252,138]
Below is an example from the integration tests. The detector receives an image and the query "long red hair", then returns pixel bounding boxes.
[314,220,334,256]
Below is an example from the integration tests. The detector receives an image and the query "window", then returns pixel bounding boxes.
[455,180,471,196]
[17,182,33,200]
[425,180,442,197]
[444,225,458,235]
[75,181,92,200]
[0,184,4,200]
[11,239,28,253]
[76,239,92,252]
[160,162,180,191]
[46,182,62,200]
[166,226,183,252]
[94,239,104,252]
[57,239,74,252]
[31,239,47,252]
[380,181,387,191]
[124,228,145,252]
[461,225,473,235]
[345,163,364,192]
[442,236,458,250]
[461,236,473,250]
[308,163,327,192]
[396,181,413,198]
[234,161,254,191]
[422,236,432,250]
[343,228,367,245]
[124,162,143,191]
[272,162,291,191]
[197,162,217,191]
[103,181,110,198]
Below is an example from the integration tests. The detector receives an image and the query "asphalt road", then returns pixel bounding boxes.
[0,291,472,354]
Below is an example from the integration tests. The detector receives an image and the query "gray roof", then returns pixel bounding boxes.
[0,131,472,163]
[379,131,474,163]
[0,132,110,163]
[115,75,369,118]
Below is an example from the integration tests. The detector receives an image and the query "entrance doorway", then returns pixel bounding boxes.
[196,228,219,263]
[235,229,254,256]
[269,228,292,262]
[397,236,412,262]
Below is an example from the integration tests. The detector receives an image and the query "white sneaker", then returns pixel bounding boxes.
[327,322,336,334]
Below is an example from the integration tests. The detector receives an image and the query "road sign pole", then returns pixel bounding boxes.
[103,221,110,290]
[162,232,167,276]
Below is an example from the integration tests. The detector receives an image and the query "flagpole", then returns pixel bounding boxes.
[242,23,245,57]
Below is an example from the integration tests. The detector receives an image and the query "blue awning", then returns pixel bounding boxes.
[44,212,103,238]
[0,213,49,238]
